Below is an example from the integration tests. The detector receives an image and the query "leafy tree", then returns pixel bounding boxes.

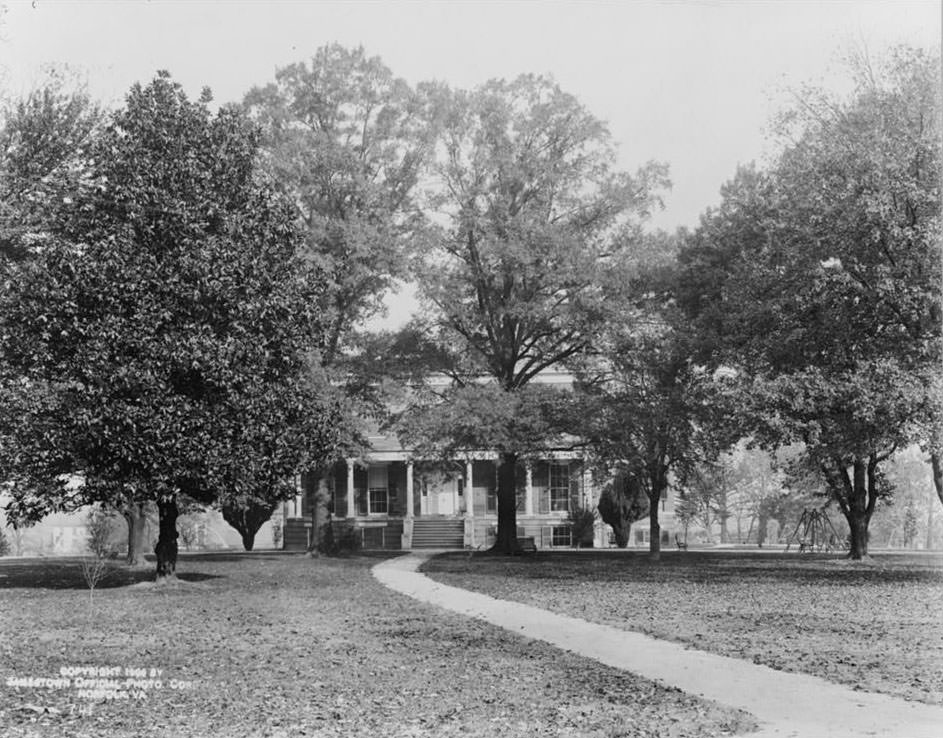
[0,68,101,262]
[0,73,341,579]
[575,233,736,559]
[682,442,790,545]
[579,322,731,559]
[596,471,649,548]
[243,45,436,553]
[725,444,786,545]
[680,458,735,544]
[221,498,277,551]
[872,446,940,548]
[679,47,941,559]
[86,507,118,558]
[407,75,668,553]
[397,382,577,537]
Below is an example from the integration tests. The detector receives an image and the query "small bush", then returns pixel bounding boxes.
[336,524,361,552]
[271,519,283,549]
[86,509,116,557]
[0,528,11,557]
[80,555,110,603]
[567,506,597,548]
[178,517,200,551]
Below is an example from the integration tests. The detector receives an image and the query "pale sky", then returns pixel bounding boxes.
[1,0,939,324]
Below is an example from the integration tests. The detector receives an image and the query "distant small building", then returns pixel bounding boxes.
[0,499,279,558]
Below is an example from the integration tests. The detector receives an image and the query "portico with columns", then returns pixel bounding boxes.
[282,435,600,551]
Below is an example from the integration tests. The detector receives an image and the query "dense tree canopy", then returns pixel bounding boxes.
[0,69,101,262]
[403,74,668,552]
[243,45,439,552]
[244,44,436,364]
[678,47,941,558]
[574,235,736,559]
[0,74,342,576]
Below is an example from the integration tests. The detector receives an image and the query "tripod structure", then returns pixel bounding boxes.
[785,508,847,553]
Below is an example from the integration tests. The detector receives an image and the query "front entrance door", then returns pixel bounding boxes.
[436,478,456,516]
[419,471,459,516]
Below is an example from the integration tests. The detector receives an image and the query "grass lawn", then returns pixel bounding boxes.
[0,553,756,738]
[423,549,943,706]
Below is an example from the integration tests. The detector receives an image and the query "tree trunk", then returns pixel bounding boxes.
[123,502,149,567]
[490,452,521,554]
[927,482,936,551]
[826,456,879,561]
[646,454,669,561]
[240,530,256,551]
[844,459,871,559]
[847,507,869,559]
[757,504,768,547]
[932,452,943,507]
[610,522,630,548]
[647,492,661,560]
[306,469,333,556]
[155,492,179,579]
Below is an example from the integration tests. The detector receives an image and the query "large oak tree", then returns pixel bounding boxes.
[407,75,668,553]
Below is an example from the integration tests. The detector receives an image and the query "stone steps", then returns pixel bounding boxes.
[411,519,465,549]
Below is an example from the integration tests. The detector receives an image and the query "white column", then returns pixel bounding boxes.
[465,459,474,518]
[346,460,355,518]
[406,461,415,519]
[292,474,303,518]
[525,462,534,516]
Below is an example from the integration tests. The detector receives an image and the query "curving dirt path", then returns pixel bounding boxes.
[373,552,943,738]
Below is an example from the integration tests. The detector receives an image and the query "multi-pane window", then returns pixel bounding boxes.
[367,465,388,515]
[551,525,571,547]
[368,488,388,514]
[549,463,570,512]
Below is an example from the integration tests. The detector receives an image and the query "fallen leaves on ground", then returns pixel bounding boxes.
[424,550,943,705]
[0,552,756,737]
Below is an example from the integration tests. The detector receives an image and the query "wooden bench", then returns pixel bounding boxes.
[675,534,688,551]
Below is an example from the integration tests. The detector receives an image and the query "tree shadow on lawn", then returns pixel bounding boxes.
[0,549,403,589]
[179,549,403,563]
[437,549,943,586]
[0,558,222,590]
